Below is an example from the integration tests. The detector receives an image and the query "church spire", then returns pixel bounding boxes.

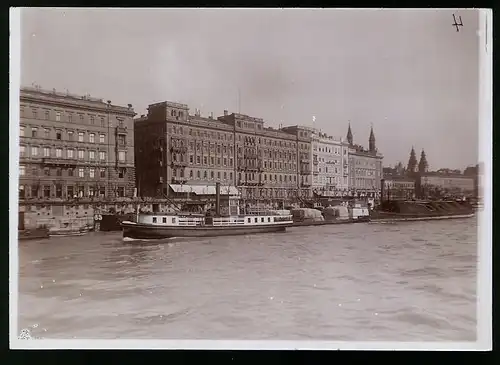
[407,146,417,175]
[418,149,429,173]
[347,122,353,145]
[369,124,376,153]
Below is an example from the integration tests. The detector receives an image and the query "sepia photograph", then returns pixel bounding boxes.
[10,8,491,350]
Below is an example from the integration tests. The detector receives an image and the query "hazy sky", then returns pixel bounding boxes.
[20,8,480,170]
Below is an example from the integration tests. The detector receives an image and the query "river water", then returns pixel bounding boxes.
[17,217,478,342]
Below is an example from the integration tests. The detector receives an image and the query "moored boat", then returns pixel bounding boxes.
[369,199,474,223]
[49,225,92,237]
[121,183,293,240]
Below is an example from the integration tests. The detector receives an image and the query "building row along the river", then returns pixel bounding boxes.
[134,100,383,200]
[17,86,384,206]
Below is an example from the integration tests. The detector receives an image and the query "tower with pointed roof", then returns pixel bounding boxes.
[346,123,353,145]
[369,125,376,153]
[418,149,428,173]
[407,146,417,175]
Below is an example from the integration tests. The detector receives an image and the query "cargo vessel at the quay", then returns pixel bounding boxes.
[369,199,474,223]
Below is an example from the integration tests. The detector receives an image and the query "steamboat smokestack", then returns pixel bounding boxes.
[215,182,221,217]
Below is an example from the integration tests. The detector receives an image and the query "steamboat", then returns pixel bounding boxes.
[121,183,294,240]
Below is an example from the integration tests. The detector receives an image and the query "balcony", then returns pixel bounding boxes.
[301,158,310,163]
[115,126,127,134]
[299,170,310,175]
[171,177,188,184]
[171,146,188,154]
[313,170,319,175]
[301,182,311,187]
[171,160,188,167]
[313,160,318,165]
[41,157,78,167]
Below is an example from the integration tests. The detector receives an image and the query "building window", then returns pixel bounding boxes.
[67,185,74,198]
[78,132,84,142]
[230,172,233,180]
[56,112,61,121]
[79,115,84,122]
[31,128,37,138]
[204,156,207,164]
[19,185,25,198]
[20,145,26,157]
[20,126,25,137]
[118,151,126,162]
[89,133,95,143]
[56,168,62,177]
[31,185,38,197]
[99,134,105,143]
[100,168,106,178]
[197,170,200,178]
[68,168,73,177]
[189,170,193,178]
[89,150,95,160]
[44,168,50,176]
[43,147,50,157]
[32,166,38,176]
[68,131,74,141]
[44,110,49,120]
[56,148,62,158]
[90,116,95,125]
[78,168,84,178]
[99,151,106,161]
[89,168,95,178]
[43,128,50,138]
[118,134,126,145]
[118,119,124,128]
[211,171,214,179]
[118,167,126,178]
[67,149,74,158]
[20,165,25,176]
[68,114,73,123]
[118,187,125,197]
[43,185,51,198]
[217,171,221,179]
[197,156,200,164]
[31,146,38,156]
[100,117,105,127]
[78,149,84,159]
[56,132,62,140]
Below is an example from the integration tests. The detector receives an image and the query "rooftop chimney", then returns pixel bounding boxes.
[223,110,228,116]
[210,112,213,119]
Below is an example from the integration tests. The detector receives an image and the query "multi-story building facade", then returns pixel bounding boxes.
[134,101,313,201]
[346,124,383,198]
[419,173,475,197]
[19,86,136,201]
[308,129,350,197]
[382,176,416,200]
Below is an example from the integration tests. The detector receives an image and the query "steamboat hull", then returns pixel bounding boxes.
[122,222,290,240]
